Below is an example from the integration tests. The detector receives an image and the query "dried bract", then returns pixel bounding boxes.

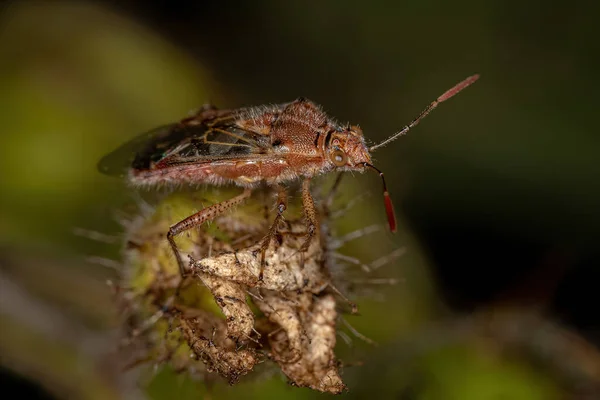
[255,292,344,393]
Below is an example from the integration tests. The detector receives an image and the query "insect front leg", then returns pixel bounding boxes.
[258,185,288,282]
[300,178,318,254]
[167,188,252,276]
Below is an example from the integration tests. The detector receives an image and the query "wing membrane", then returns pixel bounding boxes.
[98,111,270,177]
[98,124,181,177]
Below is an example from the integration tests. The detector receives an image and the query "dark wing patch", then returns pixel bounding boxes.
[98,114,270,177]
[98,124,182,177]
[164,126,264,163]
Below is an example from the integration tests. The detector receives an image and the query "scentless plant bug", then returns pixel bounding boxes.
[99,74,479,278]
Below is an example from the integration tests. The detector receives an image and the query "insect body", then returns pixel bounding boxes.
[99,75,479,277]
[100,102,373,187]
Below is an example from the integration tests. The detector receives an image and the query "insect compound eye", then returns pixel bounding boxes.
[331,149,348,167]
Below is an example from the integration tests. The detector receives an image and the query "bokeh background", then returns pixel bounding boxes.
[1,1,599,399]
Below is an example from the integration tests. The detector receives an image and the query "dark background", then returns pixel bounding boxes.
[1,1,599,399]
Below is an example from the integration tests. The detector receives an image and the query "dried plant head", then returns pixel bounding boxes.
[115,182,401,394]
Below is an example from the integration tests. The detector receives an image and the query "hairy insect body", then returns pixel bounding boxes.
[100,75,478,277]
[125,100,371,189]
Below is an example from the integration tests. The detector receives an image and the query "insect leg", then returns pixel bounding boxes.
[258,185,288,282]
[167,188,252,276]
[299,178,318,254]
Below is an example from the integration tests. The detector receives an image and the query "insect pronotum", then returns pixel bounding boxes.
[99,74,479,278]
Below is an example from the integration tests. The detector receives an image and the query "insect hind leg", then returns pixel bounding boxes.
[167,188,252,276]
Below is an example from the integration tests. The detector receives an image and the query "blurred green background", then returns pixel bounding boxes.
[1,1,599,399]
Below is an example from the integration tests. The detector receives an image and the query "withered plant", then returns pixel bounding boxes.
[115,184,401,394]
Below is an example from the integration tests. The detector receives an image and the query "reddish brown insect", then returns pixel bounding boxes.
[99,74,479,277]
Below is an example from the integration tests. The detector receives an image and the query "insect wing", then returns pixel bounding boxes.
[98,115,270,177]
[154,121,270,168]
[97,124,181,177]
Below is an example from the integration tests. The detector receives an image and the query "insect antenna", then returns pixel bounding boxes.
[369,74,479,152]
[363,163,397,233]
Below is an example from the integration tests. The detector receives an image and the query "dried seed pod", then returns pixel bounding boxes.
[117,185,394,393]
